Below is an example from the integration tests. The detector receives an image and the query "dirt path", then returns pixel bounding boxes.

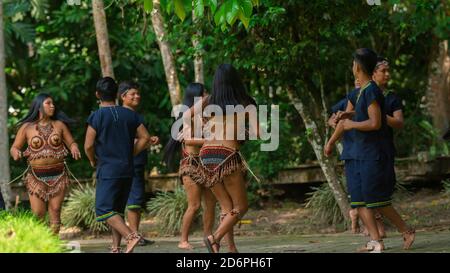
[75,230,450,253]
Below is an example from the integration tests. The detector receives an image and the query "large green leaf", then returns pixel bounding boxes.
[206,0,218,14]
[214,3,226,26]
[238,0,253,18]
[193,0,204,18]
[143,0,153,13]
[174,0,186,21]
[226,0,240,26]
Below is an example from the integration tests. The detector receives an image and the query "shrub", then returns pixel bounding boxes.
[146,186,196,235]
[61,184,109,234]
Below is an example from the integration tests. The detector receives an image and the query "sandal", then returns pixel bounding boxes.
[124,232,143,253]
[110,246,122,253]
[402,228,415,250]
[357,240,384,253]
[204,235,220,253]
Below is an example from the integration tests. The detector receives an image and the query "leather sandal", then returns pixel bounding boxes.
[402,228,415,250]
[204,234,220,253]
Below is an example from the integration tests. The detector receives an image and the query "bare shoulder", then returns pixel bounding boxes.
[53,120,67,129]
[19,122,33,133]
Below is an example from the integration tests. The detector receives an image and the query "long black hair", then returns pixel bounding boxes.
[16,93,76,130]
[353,48,378,76]
[209,64,256,113]
[162,83,205,171]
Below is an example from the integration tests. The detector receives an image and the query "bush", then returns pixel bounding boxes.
[0,210,63,253]
[306,178,410,227]
[146,186,196,235]
[61,184,109,234]
[306,182,347,228]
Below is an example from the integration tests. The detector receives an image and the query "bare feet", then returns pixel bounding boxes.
[178,241,194,250]
[349,209,360,234]
[402,229,415,250]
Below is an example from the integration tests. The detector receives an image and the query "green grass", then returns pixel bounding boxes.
[0,210,63,253]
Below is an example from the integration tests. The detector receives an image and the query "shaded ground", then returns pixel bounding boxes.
[76,231,450,253]
[62,188,450,253]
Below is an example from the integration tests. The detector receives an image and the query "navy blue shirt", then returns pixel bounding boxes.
[384,91,403,156]
[87,106,143,178]
[348,81,387,160]
[331,90,357,160]
[134,116,148,167]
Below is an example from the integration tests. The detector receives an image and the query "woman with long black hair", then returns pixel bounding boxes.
[163,83,238,251]
[10,93,81,234]
[183,64,259,253]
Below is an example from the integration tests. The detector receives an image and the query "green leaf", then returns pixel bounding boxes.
[226,0,240,26]
[174,0,186,21]
[238,0,253,18]
[193,0,204,18]
[207,0,218,14]
[143,0,153,13]
[214,3,226,26]
[238,10,250,29]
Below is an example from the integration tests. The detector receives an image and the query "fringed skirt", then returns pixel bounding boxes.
[199,145,246,188]
[179,151,205,186]
[24,162,69,202]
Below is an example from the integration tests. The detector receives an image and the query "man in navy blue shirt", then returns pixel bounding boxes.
[118,81,159,247]
[84,77,150,253]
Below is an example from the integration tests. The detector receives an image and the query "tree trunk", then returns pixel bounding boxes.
[0,0,13,210]
[92,0,115,78]
[192,10,204,84]
[426,40,450,136]
[151,0,181,106]
[287,88,350,221]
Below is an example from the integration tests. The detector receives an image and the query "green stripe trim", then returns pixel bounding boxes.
[126,205,142,210]
[96,211,118,222]
[366,200,392,208]
[350,201,366,208]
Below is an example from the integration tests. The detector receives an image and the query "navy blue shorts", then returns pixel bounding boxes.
[95,177,132,222]
[345,156,394,209]
[126,165,146,211]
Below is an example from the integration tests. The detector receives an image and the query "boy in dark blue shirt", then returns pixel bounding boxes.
[118,81,159,246]
[84,77,150,253]
[372,56,415,247]
[324,48,389,252]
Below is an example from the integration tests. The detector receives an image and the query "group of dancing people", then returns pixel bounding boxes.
[7,63,257,253]
[4,48,416,253]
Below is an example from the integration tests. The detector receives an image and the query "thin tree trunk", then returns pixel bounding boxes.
[426,40,450,136]
[151,0,181,106]
[192,10,204,84]
[92,0,115,78]
[0,0,12,209]
[287,88,350,221]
